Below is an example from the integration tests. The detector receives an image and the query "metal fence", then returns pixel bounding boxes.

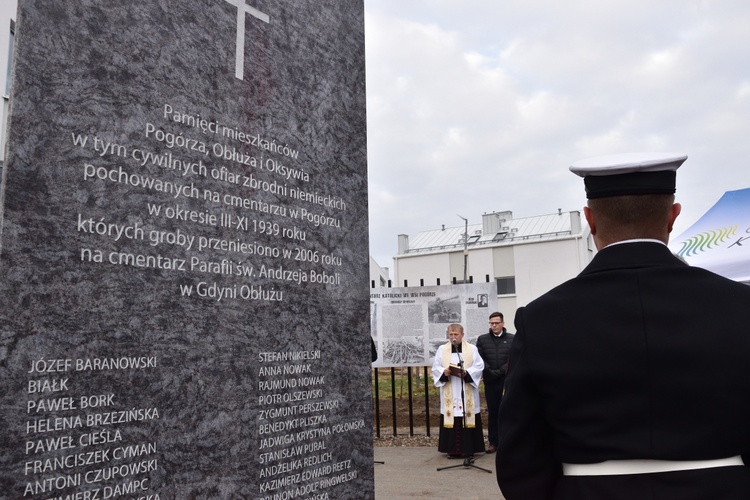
[372,366,436,438]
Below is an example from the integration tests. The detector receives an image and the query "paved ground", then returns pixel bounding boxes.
[374,447,506,499]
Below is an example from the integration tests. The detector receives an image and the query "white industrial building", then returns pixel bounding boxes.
[0,0,15,169]
[392,210,594,324]
[369,256,389,288]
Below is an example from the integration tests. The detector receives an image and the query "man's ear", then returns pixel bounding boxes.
[584,206,596,235]
[667,202,682,233]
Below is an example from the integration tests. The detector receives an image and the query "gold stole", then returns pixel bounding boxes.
[441,341,475,428]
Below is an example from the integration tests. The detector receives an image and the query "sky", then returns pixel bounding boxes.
[363,0,750,273]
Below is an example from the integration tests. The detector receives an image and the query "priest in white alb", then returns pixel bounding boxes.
[432,323,486,458]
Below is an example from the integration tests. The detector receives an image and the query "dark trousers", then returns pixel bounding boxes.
[484,383,503,447]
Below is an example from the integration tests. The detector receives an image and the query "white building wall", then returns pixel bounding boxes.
[395,249,506,287]
[393,252,452,287]
[497,296,518,319]
[448,250,464,282]
[467,247,494,283]
[513,237,585,308]
[369,256,389,288]
[492,245,515,277]
[0,0,16,164]
[393,233,592,329]
[394,234,593,325]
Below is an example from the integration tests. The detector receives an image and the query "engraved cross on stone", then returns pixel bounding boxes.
[225,0,270,80]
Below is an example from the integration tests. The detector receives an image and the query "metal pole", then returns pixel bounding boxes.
[458,215,468,283]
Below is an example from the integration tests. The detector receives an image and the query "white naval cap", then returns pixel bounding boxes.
[569,152,687,199]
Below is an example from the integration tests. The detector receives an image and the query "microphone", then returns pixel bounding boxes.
[451,338,458,345]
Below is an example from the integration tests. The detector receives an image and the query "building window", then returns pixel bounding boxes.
[496,277,516,295]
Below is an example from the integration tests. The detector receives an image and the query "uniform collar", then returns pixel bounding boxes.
[603,238,667,250]
[582,240,683,277]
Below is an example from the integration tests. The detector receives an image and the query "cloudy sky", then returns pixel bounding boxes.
[363,0,750,271]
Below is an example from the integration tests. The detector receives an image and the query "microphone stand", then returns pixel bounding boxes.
[437,341,491,474]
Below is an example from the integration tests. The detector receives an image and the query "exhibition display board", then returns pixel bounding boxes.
[371,282,496,367]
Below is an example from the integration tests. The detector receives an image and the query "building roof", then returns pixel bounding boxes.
[399,211,582,256]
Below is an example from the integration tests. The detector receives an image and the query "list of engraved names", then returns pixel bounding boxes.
[24,356,159,498]
[256,350,364,499]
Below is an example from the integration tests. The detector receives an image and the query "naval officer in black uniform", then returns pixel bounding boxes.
[496,152,750,500]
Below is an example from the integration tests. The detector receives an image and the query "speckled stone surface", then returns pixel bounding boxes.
[0,1,371,498]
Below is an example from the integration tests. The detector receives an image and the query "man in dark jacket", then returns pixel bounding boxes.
[497,152,750,500]
[476,311,514,454]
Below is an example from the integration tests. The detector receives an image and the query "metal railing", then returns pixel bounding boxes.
[372,366,436,438]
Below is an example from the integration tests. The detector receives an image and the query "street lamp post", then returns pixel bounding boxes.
[458,215,468,283]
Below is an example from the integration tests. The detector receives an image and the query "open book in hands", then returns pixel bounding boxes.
[447,363,464,377]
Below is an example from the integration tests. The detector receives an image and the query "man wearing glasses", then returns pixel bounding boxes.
[476,311,514,454]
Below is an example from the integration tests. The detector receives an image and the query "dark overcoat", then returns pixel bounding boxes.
[497,241,750,500]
